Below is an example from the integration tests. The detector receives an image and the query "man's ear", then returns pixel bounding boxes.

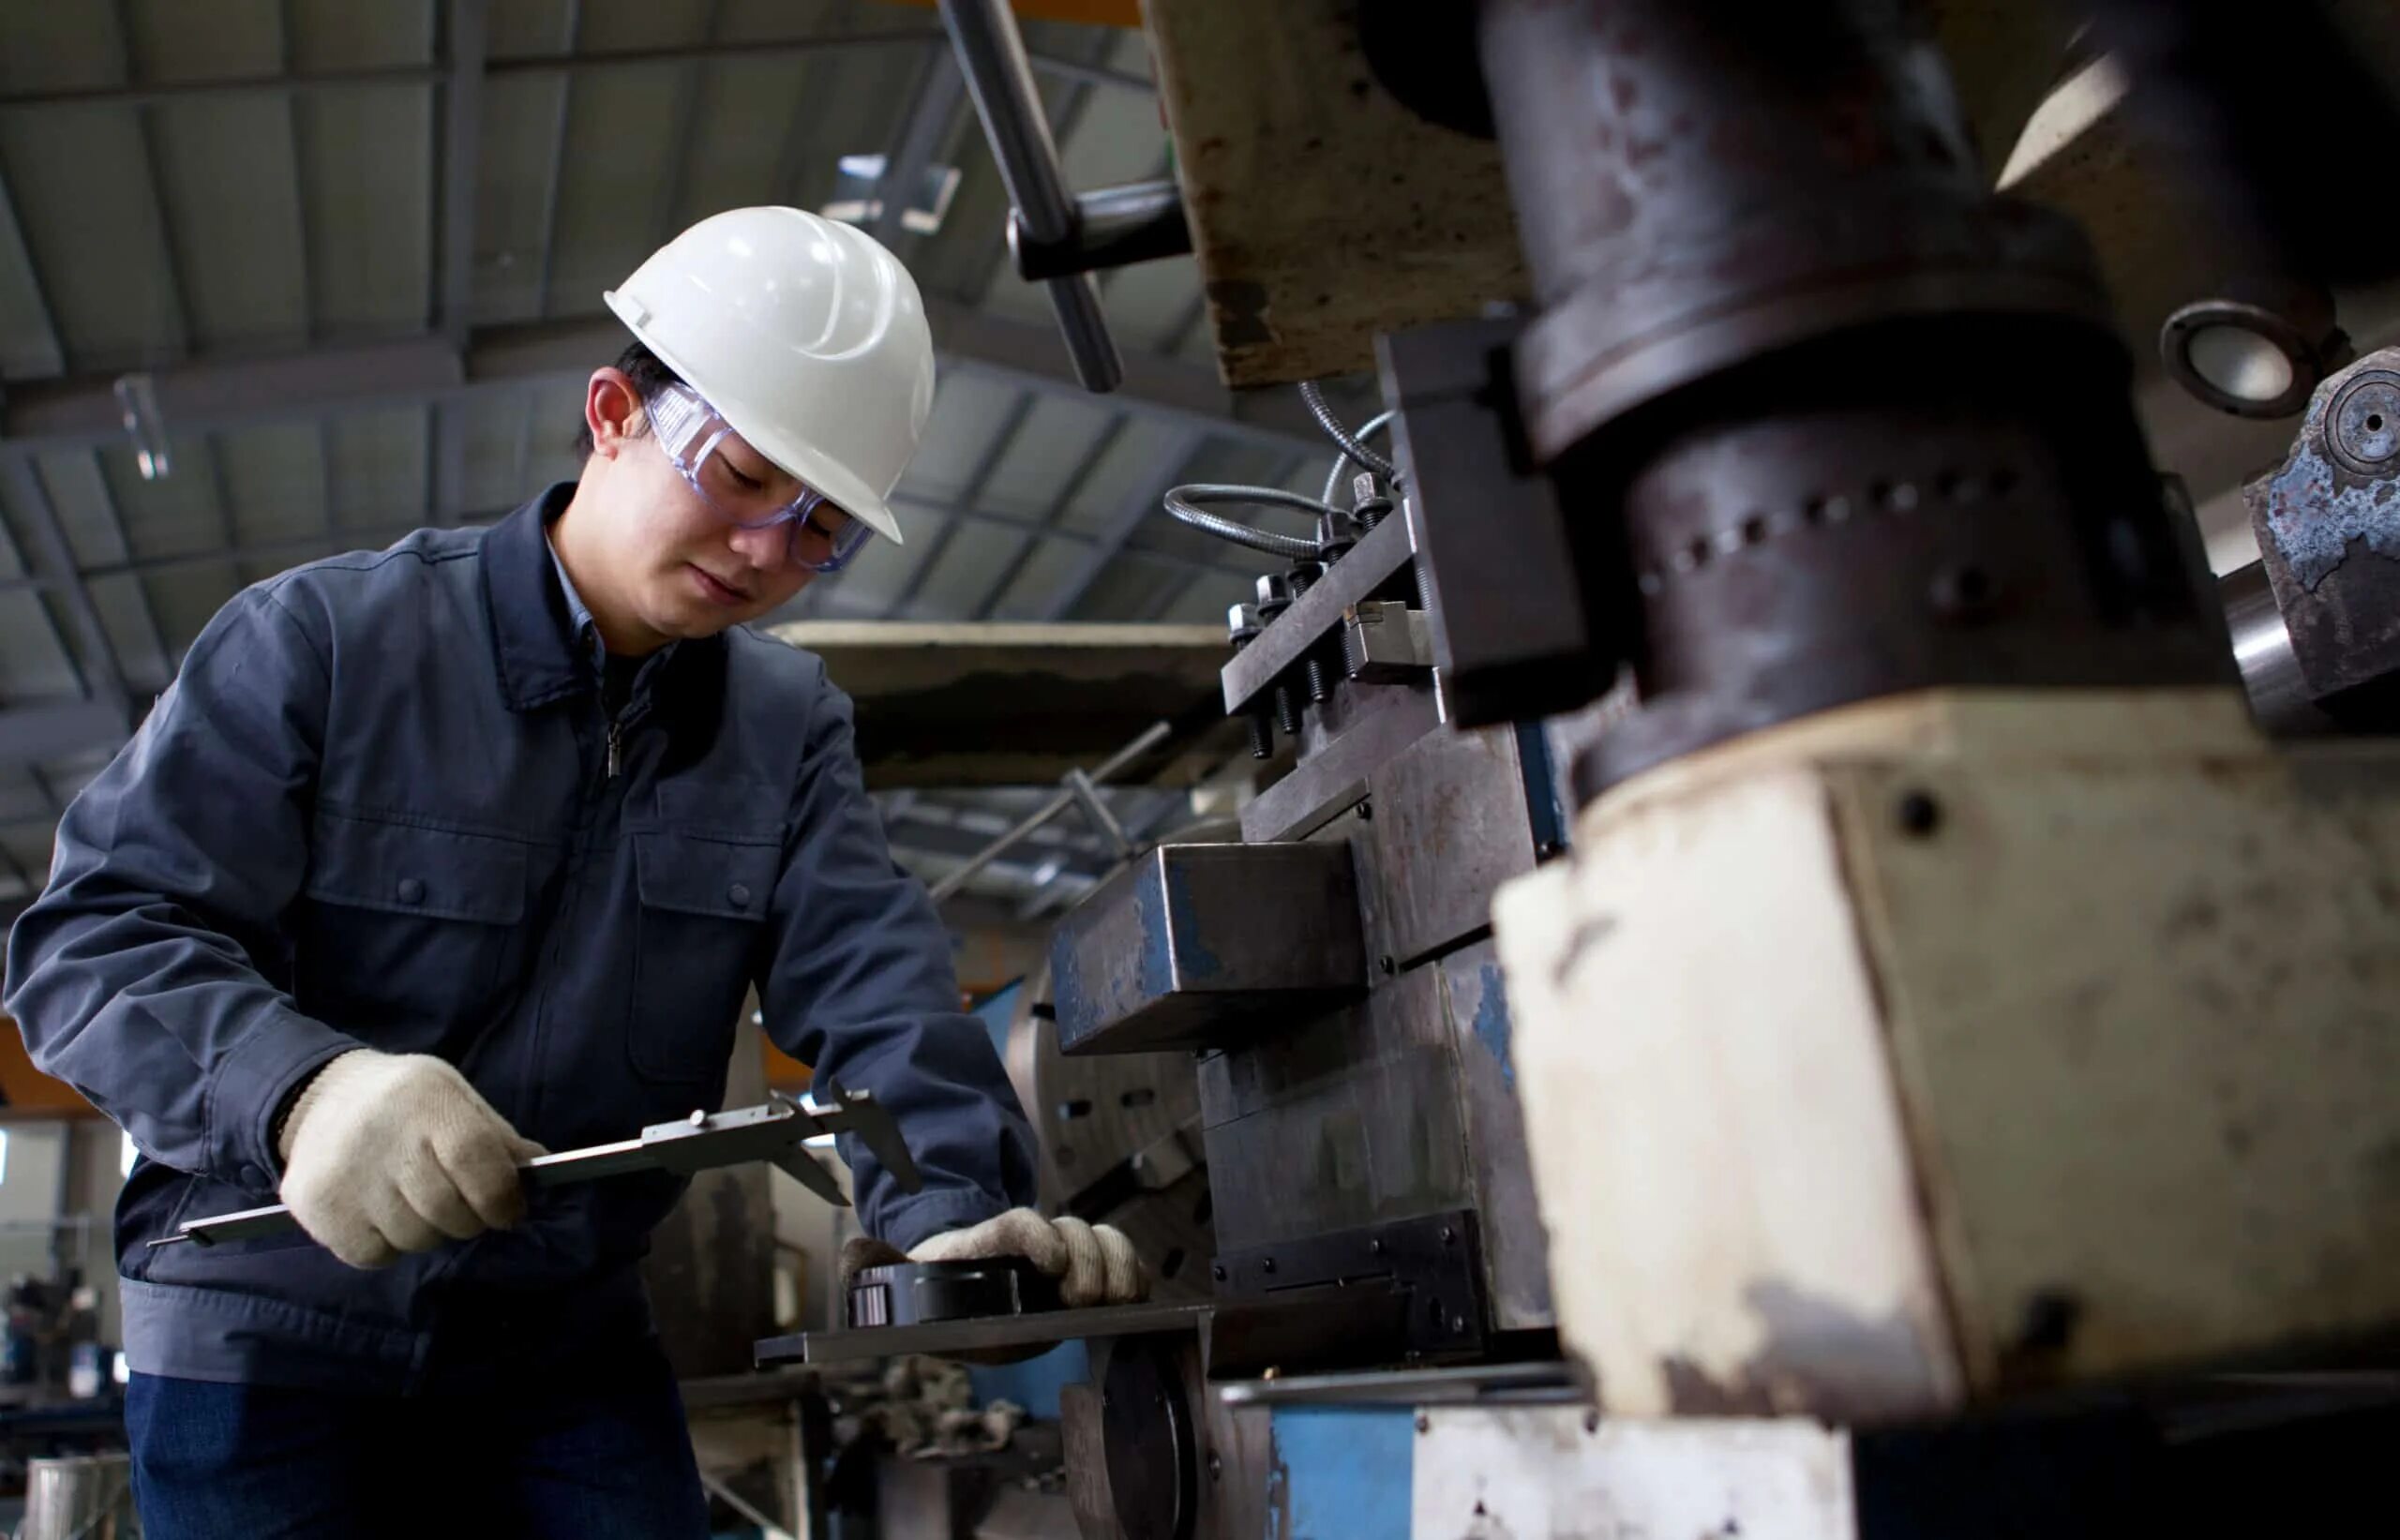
[584,367,646,459]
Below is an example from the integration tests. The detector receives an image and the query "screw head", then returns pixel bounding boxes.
[1438,1225,1455,1246]
[1896,789,1942,838]
[1378,956,1396,976]
[1211,1262,1227,1282]
[1415,1413,1431,1434]
[1261,1256,1277,1274]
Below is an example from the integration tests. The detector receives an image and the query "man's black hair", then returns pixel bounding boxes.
[572,340,686,458]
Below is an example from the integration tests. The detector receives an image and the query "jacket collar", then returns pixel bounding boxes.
[480,482,727,714]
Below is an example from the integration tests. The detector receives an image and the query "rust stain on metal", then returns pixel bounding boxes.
[1660,1280,1944,1423]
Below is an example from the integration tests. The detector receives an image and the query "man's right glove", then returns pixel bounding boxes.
[909,1209,1148,1307]
[277,1049,546,1269]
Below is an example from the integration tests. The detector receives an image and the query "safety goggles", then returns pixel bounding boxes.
[644,381,874,574]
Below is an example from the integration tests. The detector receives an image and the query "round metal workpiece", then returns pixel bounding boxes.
[1102,1336,1199,1540]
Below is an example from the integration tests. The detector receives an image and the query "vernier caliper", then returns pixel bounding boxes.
[151,1086,918,1249]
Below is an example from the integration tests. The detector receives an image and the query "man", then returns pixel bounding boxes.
[3,207,1142,1537]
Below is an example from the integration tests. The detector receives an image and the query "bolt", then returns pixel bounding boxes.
[1208,1453,1222,1481]
[1356,798,1373,821]
[1896,789,1942,838]
[1379,955,1396,976]
[1438,1226,1455,1246]
[1316,508,1360,564]
[1261,1256,1276,1275]
[1211,1263,1227,1282]
[688,1109,708,1127]
[1451,1313,1467,1334]
[1246,713,1276,761]
[1415,1413,1431,1435]
[1369,1238,1385,1257]
[1229,602,1276,758]
[1274,685,1302,738]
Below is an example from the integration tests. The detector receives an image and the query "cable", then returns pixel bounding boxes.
[1300,381,1403,487]
[1321,409,1396,505]
[1161,484,1334,560]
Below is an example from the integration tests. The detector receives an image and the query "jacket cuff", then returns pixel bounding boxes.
[874,1186,1014,1254]
[207,1006,359,1194]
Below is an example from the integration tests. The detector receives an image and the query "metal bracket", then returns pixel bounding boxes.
[1212,1209,1492,1361]
[1341,599,1435,682]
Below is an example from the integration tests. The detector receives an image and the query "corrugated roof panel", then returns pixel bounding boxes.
[95,441,219,561]
[578,0,718,53]
[897,372,1021,507]
[1066,550,1180,621]
[782,39,942,217]
[487,0,576,61]
[977,393,1114,519]
[296,84,434,336]
[668,59,820,234]
[292,0,432,71]
[458,391,537,510]
[0,588,80,698]
[1097,254,1201,356]
[1155,567,1252,626]
[984,534,1085,620]
[219,421,334,545]
[27,453,125,568]
[126,0,281,81]
[86,571,172,687]
[545,65,688,321]
[827,507,942,615]
[0,107,185,368]
[518,381,592,491]
[905,519,1021,619]
[0,7,121,96]
[151,96,311,349]
[148,567,241,662]
[328,406,430,529]
[0,770,52,828]
[0,180,65,379]
[1055,415,1187,536]
[472,72,570,324]
[0,827,53,899]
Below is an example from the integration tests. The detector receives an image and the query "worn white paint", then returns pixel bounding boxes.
[1498,688,2400,1415]
[1413,1410,1853,1540]
[1494,767,1961,1420]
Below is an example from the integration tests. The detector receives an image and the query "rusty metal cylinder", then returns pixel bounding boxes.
[1472,0,2230,793]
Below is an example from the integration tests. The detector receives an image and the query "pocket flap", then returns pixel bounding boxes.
[305,815,528,924]
[635,830,780,920]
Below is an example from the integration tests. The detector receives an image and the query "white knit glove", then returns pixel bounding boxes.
[909,1209,1148,1307]
[276,1049,546,1269]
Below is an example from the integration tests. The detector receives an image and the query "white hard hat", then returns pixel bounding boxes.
[604,207,936,546]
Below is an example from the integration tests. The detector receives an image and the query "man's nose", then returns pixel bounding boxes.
[725,520,790,570]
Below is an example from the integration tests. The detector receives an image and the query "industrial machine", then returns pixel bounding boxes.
[769,2,2400,1534]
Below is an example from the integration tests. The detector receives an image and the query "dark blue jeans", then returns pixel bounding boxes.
[123,1344,708,1539]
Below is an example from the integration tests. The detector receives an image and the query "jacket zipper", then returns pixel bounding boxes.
[606,717,624,779]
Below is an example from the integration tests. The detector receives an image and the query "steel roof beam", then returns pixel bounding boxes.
[0,36,1145,113]
[1,307,1321,458]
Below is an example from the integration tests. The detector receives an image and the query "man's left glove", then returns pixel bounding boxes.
[910,1209,1148,1307]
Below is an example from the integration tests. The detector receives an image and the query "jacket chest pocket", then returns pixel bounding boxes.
[295,813,529,1054]
[628,827,778,1086]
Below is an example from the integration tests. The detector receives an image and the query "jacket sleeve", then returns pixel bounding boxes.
[2,586,359,1193]
[758,658,1038,1251]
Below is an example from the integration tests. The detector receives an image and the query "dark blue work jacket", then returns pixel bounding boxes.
[2,485,1035,1393]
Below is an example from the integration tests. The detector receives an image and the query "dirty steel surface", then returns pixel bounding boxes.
[2247,347,2400,703]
